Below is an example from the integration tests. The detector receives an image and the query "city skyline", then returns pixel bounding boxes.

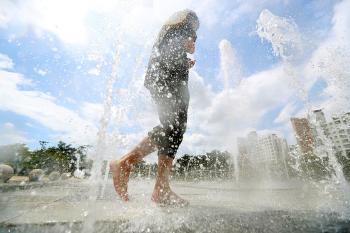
[236,109,349,179]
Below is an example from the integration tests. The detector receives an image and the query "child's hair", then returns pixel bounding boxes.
[155,10,199,48]
[164,9,199,31]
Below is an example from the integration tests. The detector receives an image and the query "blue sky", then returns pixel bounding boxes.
[0,0,349,158]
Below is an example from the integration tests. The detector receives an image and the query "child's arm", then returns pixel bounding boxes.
[159,40,189,72]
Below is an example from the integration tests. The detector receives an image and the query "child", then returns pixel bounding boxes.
[110,9,199,206]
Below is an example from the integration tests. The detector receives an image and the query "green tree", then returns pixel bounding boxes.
[20,141,88,175]
[173,150,233,179]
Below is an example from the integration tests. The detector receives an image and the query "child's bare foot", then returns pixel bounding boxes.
[110,160,130,201]
[151,187,189,207]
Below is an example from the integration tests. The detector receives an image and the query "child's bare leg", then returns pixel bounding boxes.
[151,154,189,206]
[110,137,155,201]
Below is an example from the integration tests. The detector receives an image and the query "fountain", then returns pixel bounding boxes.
[74,153,85,179]
[1,3,350,233]
[219,39,242,182]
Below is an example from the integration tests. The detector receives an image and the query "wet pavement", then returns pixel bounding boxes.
[1,178,350,232]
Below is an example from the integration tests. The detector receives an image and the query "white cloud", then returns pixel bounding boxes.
[33,68,47,76]
[0,0,89,44]
[274,102,297,124]
[0,0,14,28]
[0,53,14,69]
[79,102,104,124]
[0,68,98,145]
[0,0,290,49]
[87,68,101,76]
[179,65,296,154]
[0,122,28,145]
[222,0,290,26]
[3,122,14,129]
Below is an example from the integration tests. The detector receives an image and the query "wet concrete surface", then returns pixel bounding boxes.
[1,179,350,232]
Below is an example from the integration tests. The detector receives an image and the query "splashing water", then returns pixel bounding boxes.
[82,45,121,232]
[218,39,243,181]
[219,39,242,89]
[74,153,85,179]
[256,9,349,189]
[80,31,155,231]
[257,9,302,63]
[312,47,350,113]
[92,46,120,188]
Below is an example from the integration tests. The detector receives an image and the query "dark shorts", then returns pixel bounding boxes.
[148,88,189,159]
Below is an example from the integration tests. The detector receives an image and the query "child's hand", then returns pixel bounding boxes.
[188,58,196,69]
[184,37,196,54]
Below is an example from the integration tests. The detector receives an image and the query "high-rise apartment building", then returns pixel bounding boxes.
[290,118,315,155]
[237,131,289,177]
[290,110,350,157]
[314,110,350,156]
